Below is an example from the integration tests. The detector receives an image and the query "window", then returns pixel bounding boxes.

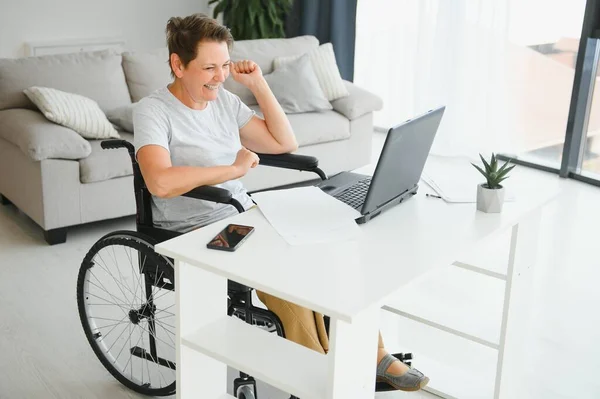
[355,0,599,184]
[580,58,600,178]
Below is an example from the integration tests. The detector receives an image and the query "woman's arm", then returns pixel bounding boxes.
[137,145,259,198]
[233,60,298,154]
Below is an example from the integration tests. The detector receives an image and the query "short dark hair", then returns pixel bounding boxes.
[165,13,234,78]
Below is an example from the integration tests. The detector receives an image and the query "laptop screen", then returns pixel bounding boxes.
[361,107,445,214]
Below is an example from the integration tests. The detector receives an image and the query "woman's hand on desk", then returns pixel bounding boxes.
[232,147,260,178]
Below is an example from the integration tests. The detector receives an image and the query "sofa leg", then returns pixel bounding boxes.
[43,228,67,245]
[0,194,12,205]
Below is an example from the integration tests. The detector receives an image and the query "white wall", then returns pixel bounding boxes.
[0,0,212,58]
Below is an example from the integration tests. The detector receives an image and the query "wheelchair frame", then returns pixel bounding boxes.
[78,139,327,398]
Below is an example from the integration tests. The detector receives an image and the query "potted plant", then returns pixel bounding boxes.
[209,0,293,40]
[471,153,515,213]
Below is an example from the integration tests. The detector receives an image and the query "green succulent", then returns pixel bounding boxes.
[209,0,293,40]
[471,153,515,190]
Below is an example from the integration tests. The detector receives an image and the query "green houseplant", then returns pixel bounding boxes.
[471,153,515,213]
[209,0,293,40]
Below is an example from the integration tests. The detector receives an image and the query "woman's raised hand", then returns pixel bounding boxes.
[230,60,263,89]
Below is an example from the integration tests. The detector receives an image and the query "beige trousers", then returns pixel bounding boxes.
[257,290,385,354]
[256,290,329,353]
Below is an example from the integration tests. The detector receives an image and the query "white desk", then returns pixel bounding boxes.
[155,179,555,399]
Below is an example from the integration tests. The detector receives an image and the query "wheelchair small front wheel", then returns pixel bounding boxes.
[77,231,176,396]
[237,384,256,399]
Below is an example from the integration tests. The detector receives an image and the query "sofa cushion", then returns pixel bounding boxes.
[106,103,137,133]
[264,54,332,114]
[79,132,134,183]
[122,48,171,102]
[24,86,120,139]
[0,109,91,161]
[0,50,131,112]
[250,106,350,147]
[225,35,319,105]
[331,81,384,120]
[274,43,350,102]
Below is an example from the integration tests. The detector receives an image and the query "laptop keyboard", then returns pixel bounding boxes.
[333,178,372,210]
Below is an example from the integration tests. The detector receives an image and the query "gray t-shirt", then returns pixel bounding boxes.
[133,86,255,232]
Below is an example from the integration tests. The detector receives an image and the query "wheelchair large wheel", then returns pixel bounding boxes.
[77,231,176,396]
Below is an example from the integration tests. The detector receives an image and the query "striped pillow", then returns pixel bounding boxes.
[273,43,350,102]
[23,86,120,140]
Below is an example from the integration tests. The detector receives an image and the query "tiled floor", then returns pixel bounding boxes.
[0,131,599,398]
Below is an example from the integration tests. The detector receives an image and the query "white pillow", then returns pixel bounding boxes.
[264,53,332,114]
[23,86,120,140]
[273,43,350,102]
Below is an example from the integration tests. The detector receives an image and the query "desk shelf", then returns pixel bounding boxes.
[380,218,537,399]
[383,264,505,348]
[455,229,512,278]
[182,316,328,399]
[381,263,507,399]
[393,348,495,399]
[380,310,498,399]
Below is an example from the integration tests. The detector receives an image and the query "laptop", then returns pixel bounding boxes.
[317,106,445,224]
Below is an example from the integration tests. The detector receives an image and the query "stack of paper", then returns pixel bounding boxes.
[422,155,515,203]
[251,186,363,245]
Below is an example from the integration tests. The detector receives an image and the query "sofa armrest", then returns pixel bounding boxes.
[331,80,383,120]
[0,109,91,161]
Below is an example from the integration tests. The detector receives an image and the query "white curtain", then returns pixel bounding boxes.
[354,0,589,158]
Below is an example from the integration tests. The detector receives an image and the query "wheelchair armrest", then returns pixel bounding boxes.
[182,185,232,202]
[182,186,244,213]
[256,153,318,170]
[257,153,327,180]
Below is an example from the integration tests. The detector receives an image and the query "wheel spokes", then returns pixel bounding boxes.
[82,242,176,392]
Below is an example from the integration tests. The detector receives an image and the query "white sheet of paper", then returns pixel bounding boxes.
[422,155,515,203]
[283,222,363,246]
[251,186,363,245]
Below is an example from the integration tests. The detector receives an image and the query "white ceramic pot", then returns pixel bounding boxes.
[476,184,505,213]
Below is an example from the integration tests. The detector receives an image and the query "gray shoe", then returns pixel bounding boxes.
[376,353,430,392]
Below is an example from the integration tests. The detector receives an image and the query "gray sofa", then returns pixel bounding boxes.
[0,35,382,245]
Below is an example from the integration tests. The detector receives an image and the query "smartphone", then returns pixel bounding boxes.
[206,224,255,252]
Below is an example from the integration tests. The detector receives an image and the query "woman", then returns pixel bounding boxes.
[133,13,428,392]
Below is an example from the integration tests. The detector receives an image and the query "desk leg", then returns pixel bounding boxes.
[326,308,380,398]
[495,209,541,399]
[175,260,228,399]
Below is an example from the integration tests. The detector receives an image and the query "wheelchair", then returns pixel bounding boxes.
[76,139,328,399]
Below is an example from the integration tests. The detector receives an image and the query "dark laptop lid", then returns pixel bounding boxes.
[361,106,445,215]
